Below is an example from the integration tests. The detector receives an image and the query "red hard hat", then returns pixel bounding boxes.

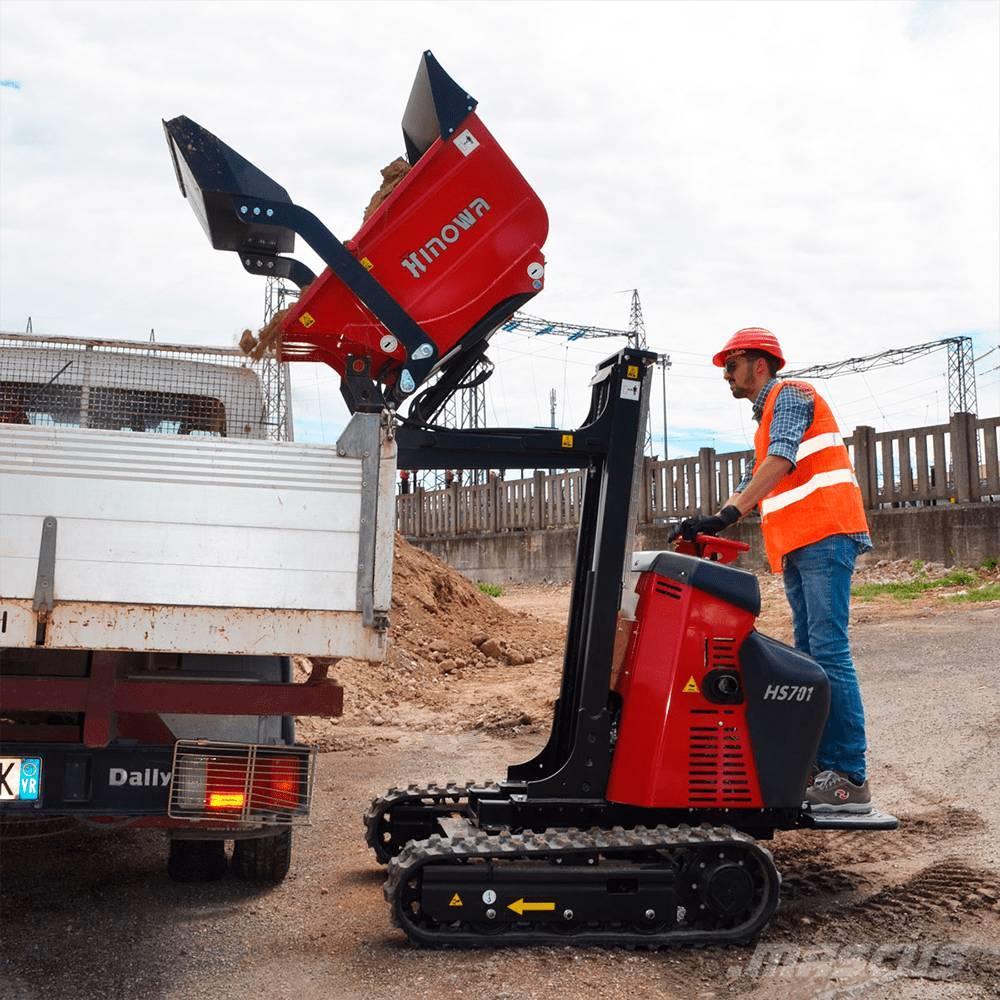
[712,328,786,370]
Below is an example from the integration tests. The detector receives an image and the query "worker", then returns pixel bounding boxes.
[399,469,411,495]
[670,328,873,813]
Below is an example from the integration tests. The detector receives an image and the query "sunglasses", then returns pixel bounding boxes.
[724,357,748,374]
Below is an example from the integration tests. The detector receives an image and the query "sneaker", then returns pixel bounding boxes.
[803,770,872,814]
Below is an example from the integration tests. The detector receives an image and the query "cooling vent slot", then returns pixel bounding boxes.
[687,712,753,805]
[705,637,737,670]
[654,580,683,600]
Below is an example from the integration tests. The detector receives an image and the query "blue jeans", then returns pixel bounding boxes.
[782,534,868,782]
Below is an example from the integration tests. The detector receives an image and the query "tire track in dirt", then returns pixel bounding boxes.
[773,805,985,871]
[765,815,1000,997]
[859,859,1000,924]
[769,804,990,935]
[818,860,1000,994]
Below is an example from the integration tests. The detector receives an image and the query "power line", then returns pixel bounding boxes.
[501,312,633,343]
[832,371,945,412]
[499,292,660,454]
[785,336,977,417]
[496,330,707,369]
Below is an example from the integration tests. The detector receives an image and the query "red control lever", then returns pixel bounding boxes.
[674,533,749,565]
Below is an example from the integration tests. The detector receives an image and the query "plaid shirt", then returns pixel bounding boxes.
[736,379,872,552]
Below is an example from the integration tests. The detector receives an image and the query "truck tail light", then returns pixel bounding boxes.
[251,756,300,811]
[205,758,251,811]
[169,741,316,826]
[208,791,246,810]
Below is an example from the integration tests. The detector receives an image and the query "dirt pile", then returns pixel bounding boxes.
[362,157,411,222]
[386,536,551,665]
[295,535,562,749]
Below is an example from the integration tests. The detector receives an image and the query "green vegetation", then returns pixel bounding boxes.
[477,582,504,598]
[946,583,1000,603]
[852,569,980,601]
[911,559,925,574]
[980,556,998,571]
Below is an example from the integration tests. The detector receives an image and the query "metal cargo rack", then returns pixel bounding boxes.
[0,331,292,441]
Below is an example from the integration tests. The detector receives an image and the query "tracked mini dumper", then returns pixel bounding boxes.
[165,50,898,947]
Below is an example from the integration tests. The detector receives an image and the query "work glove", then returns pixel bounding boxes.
[668,505,741,542]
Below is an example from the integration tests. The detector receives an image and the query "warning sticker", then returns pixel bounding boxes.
[627,365,640,379]
[454,129,480,156]
[620,379,640,402]
[299,312,316,329]
[561,434,574,448]
[449,893,463,907]
[682,676,700,694]
[360,257,374,271]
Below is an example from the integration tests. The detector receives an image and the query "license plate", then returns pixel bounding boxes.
[0,757,42,801]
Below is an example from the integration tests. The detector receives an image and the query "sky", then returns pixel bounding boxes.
[1,0,998,456]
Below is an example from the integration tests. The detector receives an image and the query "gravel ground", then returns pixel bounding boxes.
[2,602,999,1000]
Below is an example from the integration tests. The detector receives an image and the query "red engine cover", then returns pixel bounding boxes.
[277,113,548,386]
[606,569,764,809]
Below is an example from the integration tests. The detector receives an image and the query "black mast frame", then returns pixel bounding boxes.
[398,347,657,807]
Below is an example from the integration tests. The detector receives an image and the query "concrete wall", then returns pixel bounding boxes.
[412,527,580,585]
[408,504,1000,584]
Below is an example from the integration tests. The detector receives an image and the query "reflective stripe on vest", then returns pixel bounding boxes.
[754,380,870,572]
[760,467,860,516]
[794,431,843,463]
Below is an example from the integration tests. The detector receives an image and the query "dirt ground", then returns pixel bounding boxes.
[2,548,999,1000]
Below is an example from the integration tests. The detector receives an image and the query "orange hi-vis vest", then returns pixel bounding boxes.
[754,380,870,572]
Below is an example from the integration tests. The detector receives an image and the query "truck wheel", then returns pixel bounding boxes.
[167,838,229,882]
[232,830,292,883]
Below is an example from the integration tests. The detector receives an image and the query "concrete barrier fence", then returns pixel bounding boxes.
[398,413,1000,538]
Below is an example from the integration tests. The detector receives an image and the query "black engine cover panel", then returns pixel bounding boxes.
[741,631,831,807]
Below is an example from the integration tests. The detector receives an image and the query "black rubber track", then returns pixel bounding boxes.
[363,781,496,864]
[384,823,780,948]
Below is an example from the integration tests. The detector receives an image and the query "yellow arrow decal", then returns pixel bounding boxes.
[507,898,556,916]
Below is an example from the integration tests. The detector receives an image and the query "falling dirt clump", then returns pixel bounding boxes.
[239,307,290,361]
[363,157,411,222]
[295,534,562,750]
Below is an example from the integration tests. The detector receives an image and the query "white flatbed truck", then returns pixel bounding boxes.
[0,332,396,881]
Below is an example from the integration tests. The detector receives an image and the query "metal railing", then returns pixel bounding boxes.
[398,414,1000,538]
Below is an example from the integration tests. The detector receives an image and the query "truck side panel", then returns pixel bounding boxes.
[0,420,394,658]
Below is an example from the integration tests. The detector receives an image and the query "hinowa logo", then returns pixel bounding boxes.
[400,198,491,279]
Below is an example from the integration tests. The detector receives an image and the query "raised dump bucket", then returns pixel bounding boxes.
[164,117,315,290]
[164,52,548,407]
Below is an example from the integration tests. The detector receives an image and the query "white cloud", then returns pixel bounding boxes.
[1,0,997,448]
